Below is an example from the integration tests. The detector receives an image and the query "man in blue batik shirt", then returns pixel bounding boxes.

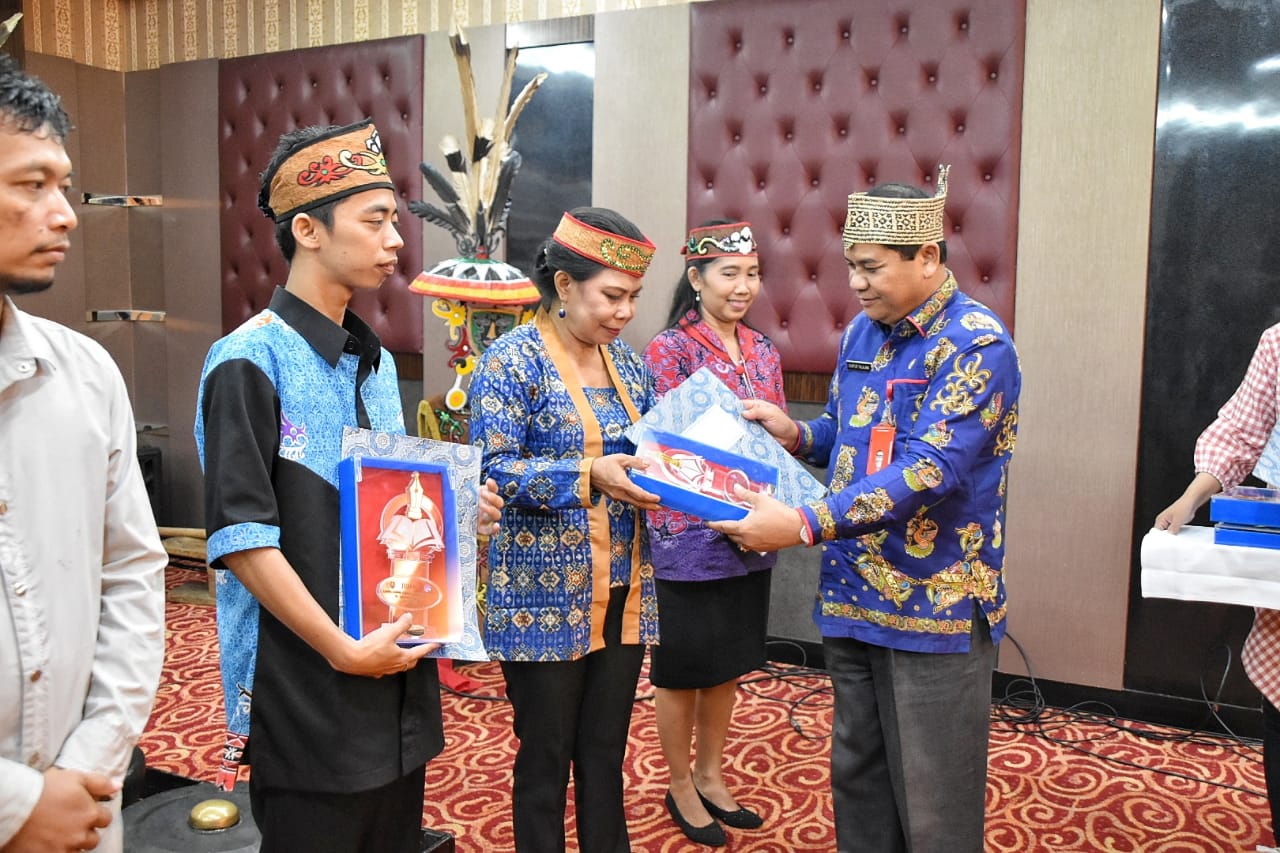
[712,166,1020,853]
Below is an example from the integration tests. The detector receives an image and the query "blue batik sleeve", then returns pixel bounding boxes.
[471,341,596,511]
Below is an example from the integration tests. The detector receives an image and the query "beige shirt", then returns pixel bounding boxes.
[0,295,166,850]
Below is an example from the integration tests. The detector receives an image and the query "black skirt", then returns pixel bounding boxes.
[649,569,773,689]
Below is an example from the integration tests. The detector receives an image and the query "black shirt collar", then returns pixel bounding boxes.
[268,286,382,370]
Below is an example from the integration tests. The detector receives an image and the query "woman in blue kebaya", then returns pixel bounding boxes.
[470,207,661,853]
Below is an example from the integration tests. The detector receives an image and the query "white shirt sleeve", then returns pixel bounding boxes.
[54,361,166,780]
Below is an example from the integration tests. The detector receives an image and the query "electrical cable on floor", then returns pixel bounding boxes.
[445,629,1267,791]
[441,682,508,701]
[991,631,1267,798]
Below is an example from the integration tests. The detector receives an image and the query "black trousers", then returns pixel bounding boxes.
[249,765,426,853]
[825,616,996,853]
[1264,696,1280,836]
[500,586,644,853]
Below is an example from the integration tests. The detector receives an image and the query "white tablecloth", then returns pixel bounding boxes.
[1141,525,1280,609]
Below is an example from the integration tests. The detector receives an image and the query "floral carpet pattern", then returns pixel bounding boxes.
[141,565,1274,851]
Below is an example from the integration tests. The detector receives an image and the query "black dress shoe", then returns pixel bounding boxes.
[665,790,726,846]
[696,788,764,829]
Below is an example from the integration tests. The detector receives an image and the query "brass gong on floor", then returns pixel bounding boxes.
[122,782,259,852]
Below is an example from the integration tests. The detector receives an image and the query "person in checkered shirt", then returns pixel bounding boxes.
[1157,323,1280,845]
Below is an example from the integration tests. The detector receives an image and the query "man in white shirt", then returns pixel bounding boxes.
[0,54,167,852]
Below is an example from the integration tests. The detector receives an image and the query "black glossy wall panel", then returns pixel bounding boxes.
[1128,0,1280,707]
[504,43,594,279]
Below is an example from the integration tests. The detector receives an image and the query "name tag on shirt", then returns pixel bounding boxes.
[867,423,894,474]
[846,360,873,372]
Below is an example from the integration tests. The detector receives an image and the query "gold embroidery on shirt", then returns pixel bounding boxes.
[924,337,957,379]
[960,311,1004,334]
[930,353,991,416]
[903,458,944,492]
[819,600,984,635]
[994,403,1018,456]
[852,531,913,609]
[796,420,815,455]
[845,487,895,525]
[831,445,858,492]
[871,341,895,371]
[923,522,1001,613]
[906,506,938,558]
[979,391,1004,430]
[815,503,837,541]
[849,386,880,427]
[926,315,951,339]
[858,553,914,609]
[922,420,953,449]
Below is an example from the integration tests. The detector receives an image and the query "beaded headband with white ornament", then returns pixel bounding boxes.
[682,222,758,259]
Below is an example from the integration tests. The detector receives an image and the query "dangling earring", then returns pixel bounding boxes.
[694,290,701,303]
[558,301,566,319]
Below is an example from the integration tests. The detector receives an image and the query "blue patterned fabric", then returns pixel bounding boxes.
[470,320,658,661]
[1255,427,1280,487]
[794,273,1021,654]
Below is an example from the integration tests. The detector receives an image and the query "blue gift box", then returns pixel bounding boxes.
[629,428,778,522]
[1209,485,1280,529]
[1213,524,1280,550]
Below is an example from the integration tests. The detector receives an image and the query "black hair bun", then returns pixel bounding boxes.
[533,243,553,276]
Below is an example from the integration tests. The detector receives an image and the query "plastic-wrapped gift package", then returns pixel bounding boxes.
[338,426,487,660]
[625,366,826,510]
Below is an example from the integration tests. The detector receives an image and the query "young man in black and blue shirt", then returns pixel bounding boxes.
[197,120,500,853]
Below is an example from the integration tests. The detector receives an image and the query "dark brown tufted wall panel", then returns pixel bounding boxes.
[689,0,1025,374]
[219,36,425,353]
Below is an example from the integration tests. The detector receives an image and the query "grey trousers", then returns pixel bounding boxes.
[824,617,996,853]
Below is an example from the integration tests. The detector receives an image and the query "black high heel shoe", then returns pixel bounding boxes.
[665,790,726,846]
[695,788,764,830]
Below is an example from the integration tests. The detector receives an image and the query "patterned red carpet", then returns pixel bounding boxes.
[142,565,1275,852]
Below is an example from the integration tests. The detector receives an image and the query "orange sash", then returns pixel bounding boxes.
[533,309,646,651]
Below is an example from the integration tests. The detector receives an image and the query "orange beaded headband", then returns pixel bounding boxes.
[260,118,396,222]
[551,212,656,278]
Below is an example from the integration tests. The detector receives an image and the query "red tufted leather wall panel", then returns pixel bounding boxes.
[219,36,425,352]
[689,0,1025,374]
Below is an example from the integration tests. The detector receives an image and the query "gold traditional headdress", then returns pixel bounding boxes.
[260,119,395,222]
[843,164,950,248]
[552,212,656,278]
[682,222,758,259]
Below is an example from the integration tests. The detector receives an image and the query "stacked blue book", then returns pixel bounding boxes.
[1210,485,1280,550]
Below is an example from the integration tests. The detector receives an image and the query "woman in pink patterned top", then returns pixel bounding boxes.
[642,220,786,846]
[1156,323,1280,839]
